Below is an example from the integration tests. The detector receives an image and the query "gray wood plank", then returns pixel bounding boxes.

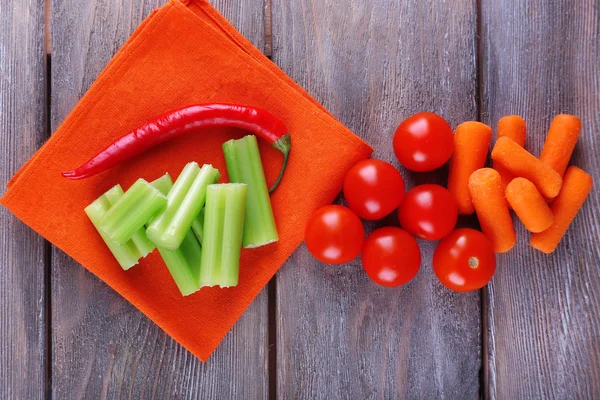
[0,1,48,399]
[272,1,481,398]
[50,0,268,398]
[480,1,600,398]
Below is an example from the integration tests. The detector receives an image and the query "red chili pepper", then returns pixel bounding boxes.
[62,104,292,192]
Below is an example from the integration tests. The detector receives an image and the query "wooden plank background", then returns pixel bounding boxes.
[480,0,600,398]
[0,0,598,398]
[49,0,268,398]
[0,1,48,399]
[272,0,481,398]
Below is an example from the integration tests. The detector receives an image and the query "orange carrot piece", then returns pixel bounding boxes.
[498,115,527,146]
[468,168,516,253]
[448,121,492,215]
[491,136,562,198]
[540,114,581,177]
[530,166,593,254]
[506,178,554,233]
[493,115,527,192]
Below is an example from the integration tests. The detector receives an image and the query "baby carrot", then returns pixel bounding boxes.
[448,121,492,215]
[498,115,527,146]
[506,178,553,233]
[530,166,593,254]
[540,114,581,177]
[491,136,562,199]
[468,168,516,253]
[493,115,527,192]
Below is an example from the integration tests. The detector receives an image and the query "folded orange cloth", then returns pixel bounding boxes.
[1,0,372,361]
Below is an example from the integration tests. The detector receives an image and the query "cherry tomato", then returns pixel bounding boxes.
[361,227,421,287]
[343,159,405,220]
[393,112,454,172]
[398,184,458,240]
[305,205,365,264]
[433,228,496,292]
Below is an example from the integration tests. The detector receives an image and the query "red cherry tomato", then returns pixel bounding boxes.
[433,228,496,292]
[393,112,454,172]
[361,227,421,287]
[305,205,365,264]
[343,159,405,220]
[398,184,458,240]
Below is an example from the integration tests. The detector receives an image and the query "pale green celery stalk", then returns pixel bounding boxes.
[191,208,205,245]
[151,173,174,196]
[150,173,203,296]
[222,135,278,248]
[200,184,247,288]
[146,163,220,250]
[99,178,167,245]
[85,189,142,270]
[104,185,155,257]
[157,231,202,296]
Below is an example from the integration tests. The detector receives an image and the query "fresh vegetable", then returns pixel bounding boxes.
[433,228,496,292]
[343,159,405,220]
[530,166,592,254]
[448,121,492,215]
[361,227,421,287]
[505,178,554,233]
[468,168,516,253]
[146,163,220,250]
[103,185,156,256]
[223,135,278,248]
[62,104,291,192]
[540,114,581,177]
[99,178,167,244]
[150,174,204,296]
[191,208,205,245]
[304,205,364,264]
[85,186,147,270]
[398,184,458,240]
[157,232,203,296]
[151,173,175,197]
[393,112,454,172]
[200,184,247,287]
[491,136,563,198]
[493,115,526,192]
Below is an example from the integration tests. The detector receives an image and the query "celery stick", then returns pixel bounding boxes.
[85,189,143,270]
[104,185,155,257]
[150,173,203,296]
[151,173,174,196]
[200,184,247,288]
[222,135,278,248]
[99,178,167,245]
[146,163,220,250]
[191,208,205,245]
[157,230,203,296]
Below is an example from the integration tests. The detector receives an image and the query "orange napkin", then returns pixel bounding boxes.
[1,0,372,361]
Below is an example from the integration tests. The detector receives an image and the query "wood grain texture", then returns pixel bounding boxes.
[480,0,600,398]
[49,0,268,398]
[272,0,481,398]
[0,1,48,399]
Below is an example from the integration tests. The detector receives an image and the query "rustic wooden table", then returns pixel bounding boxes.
[1,0,599,398]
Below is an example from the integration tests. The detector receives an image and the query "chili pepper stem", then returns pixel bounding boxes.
[270,133,291,192]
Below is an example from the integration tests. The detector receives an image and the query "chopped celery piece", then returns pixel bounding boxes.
[99,178,167,245]
[223,135,278,248]
[151,173,174,196]
[146,163,220,250]
[157,230,203,296]
[150,172,203,296]
[104,185,155,256]
[85,187,143,270]
[191,208,205,245]
[200,184,247,288]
